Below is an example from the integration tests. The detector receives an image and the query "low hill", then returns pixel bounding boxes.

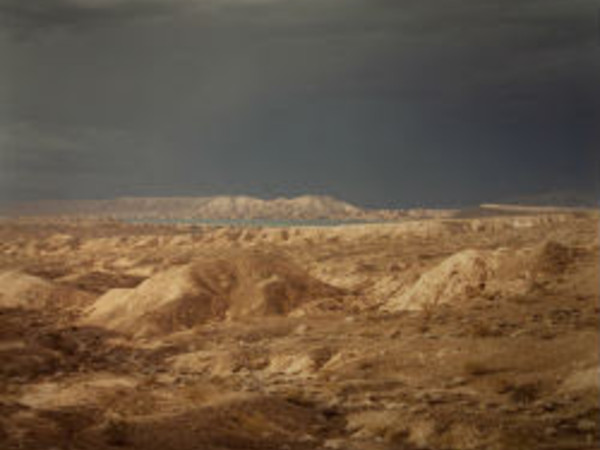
[6,195,407,221]
[82,249,345,336]
[500,191,598,208]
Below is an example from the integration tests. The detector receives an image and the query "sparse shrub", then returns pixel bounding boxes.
[498,427,540,450]
[463,360,494,376]
[234,411,277,435]
[496,379,542,404]
[469,321,502,338]
[508,382,541,404]
[284,389,315,408]
[0,422,7,442]
[182,383,218,404]
[419,299,438,332]
[356,262,377,273]
[388,263,407,273]
[104,418,131,447]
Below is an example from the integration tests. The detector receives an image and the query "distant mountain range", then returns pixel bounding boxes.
[8,192,592,221]
[5,195,419,221]
[500,191,598,208]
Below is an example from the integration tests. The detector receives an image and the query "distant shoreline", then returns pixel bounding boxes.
[122,218,386,228]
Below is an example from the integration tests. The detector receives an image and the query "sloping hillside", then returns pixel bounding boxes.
[83,249,345,336]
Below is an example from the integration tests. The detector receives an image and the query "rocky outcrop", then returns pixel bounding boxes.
[0,271,94,310]
[83,249,344,336]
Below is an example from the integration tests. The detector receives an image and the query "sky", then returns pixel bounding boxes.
[0,0,599,208]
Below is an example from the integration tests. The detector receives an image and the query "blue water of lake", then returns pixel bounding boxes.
[125,218,382,228]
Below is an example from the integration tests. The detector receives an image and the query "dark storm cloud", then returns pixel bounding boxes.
[0,0,192,35]
[0,121,173,204]
[1,0,593,36]
[0,0,598,207]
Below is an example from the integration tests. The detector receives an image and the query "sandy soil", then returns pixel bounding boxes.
[0,211,598,450]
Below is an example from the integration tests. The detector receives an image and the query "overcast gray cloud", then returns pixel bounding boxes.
[0,0,598,207]
[0,0,201,37]
[0,121,176,203]
[1,0,595,38]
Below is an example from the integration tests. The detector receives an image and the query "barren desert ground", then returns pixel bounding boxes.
[0,211,598,450]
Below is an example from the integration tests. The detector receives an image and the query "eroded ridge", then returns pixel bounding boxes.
[0,211,598,450]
